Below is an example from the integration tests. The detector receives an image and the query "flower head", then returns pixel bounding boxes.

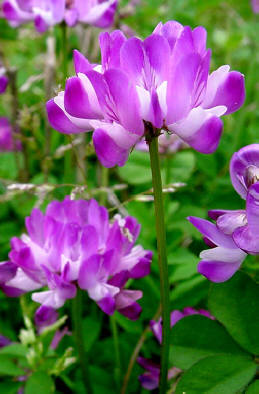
[0,198,152,319]
[188,144,259,282]
[47,21,245,167]
[2,0,117,33]
[251,0,259,13]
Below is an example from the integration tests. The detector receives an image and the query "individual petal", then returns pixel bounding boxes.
[216,210,247,235]
[78,0,117,28]
[115,289,142,320]
[64,75,102,119]
[103,69,144,133]
[2,0,33,25]
[230,144,259,199]
[0,261,17,284]
[99,30,126,70]
[93,124,139,168]
[98,294,116,315]
[78,254,101,290]
[25,208,45,246]
[150,317,162,344]
[6,268,42,292]
[166,53,209,124]
[64,8,78,26]
[35,305,58,332]
[202,65,245,115]
[187,216,238,248]
[192,26,207,55]
[198,258,244,282]
[143,34,171,85]
[153,21,184,51]
[168,107,225,154]
[73,50,92,74]
[46,98,89,134]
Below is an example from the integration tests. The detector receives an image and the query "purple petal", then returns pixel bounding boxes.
[216,210,247,235]
[169,107,224,154]
[78,254,100,290]
[93,125,135,168]
[202,66,245,115]
[153,21,184,51]
[99,30,126,70]
[198,259,243,282]
[98,295,116,315]
[0,261,17,284]
[46,98,88,134]
[73,50,92,74]
[0,75,9,94]
[187,216,238,248]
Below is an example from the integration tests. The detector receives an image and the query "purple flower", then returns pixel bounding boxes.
[47,21,245,167]
[0,66,9,94]
[2,0,117,32]
[251,0,259,13]
[0,334,12,348]
[138,308,212,390]
[188,144,259,282]
[0,117,22,152]
[0,198,152,319]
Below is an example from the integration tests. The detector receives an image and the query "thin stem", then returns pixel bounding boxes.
[110,314,121,389]
[72,290,93,394]
[61,22,68,84]
[148,137,170,393]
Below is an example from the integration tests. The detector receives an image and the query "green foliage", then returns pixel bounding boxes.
[25,371,54,394]
[170,315,249,369]
[209,272,259,355]
[175,355,257,394]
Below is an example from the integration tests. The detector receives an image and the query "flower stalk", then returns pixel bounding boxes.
[148,129,170,393]
[72,290,93,394]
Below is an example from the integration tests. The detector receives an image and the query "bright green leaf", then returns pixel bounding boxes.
[0,355,24,376]
[175,355,256,394]
[209,272,259,355]
[246,380,259,393]
[170,315,249,369]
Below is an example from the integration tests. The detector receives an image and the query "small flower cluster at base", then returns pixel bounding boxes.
[188,144,259,282]
[2,0,117,33]
[138,307,214,390]
[0,198,152,320]
[47,21,245,168]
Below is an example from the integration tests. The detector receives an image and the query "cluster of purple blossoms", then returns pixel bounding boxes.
[0,64,8,94]
[2,0,117,33]
[0,198,152,320]
[47,21,245,168]
[138,307,214,390]
[189,143,259,282]
[0,117,22,151]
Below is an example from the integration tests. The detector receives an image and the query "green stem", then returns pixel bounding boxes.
[72,290,93,394]
[148,137,170,393]
[61,22,68,84]
[110,314,121,388]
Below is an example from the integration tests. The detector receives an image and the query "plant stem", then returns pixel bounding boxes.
[72,290,93,394]
[110,314,121,389]
[148,136,170,393]
[61,22,68,84]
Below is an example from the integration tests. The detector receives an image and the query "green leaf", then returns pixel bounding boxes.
[0,355,24,376]
[118,151,152,185]
[0,343,27,357]
[209,272,259,355]
[246,380,259,393]
[170,275,209,309]
[168,249,197,282]
[175,355,256,394]
[25,371,54,394]
[170,315,249,369]
[162,151,196,183]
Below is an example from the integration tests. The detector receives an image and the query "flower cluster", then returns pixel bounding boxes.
[2,0,117,33]
[0,117,22,151]
[189,144,259,282]
[0,64,8,94]
[47,21,245,168]
[138,307,214,390]
[252,0,259,13]
[0,198,152,319]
